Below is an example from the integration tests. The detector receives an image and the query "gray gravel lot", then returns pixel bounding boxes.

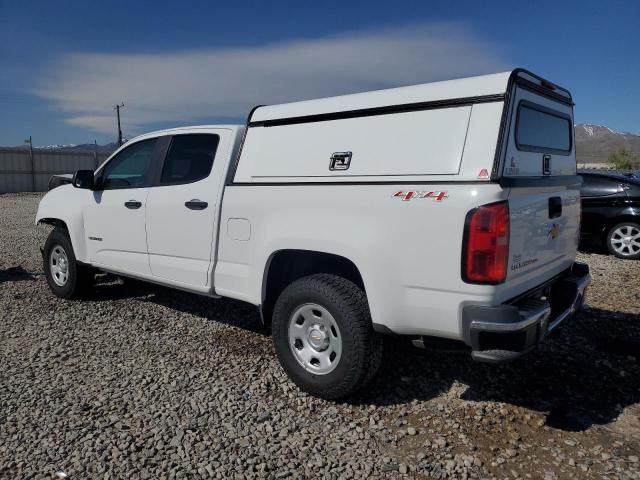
[1,192,639,480]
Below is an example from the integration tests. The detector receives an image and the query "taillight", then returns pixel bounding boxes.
[462,201,509,284]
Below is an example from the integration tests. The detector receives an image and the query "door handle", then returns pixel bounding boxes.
[124,200,142,209]
[185,199,208,210]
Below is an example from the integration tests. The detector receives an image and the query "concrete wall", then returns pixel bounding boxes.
[0,148,111,193]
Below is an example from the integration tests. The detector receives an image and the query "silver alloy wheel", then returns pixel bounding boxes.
[288,303,342,375]
[610,225,640,257]
[49,244,70,286]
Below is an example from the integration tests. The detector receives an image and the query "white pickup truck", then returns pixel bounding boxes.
[37,69,590,399]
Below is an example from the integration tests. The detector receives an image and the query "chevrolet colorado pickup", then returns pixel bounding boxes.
[36,69,591,399]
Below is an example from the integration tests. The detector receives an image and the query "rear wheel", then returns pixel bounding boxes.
[606,222,640,260]
[272,274,383,400]
[43,229,93,298]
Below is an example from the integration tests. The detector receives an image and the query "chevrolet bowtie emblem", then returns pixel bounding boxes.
[548,223,561,239]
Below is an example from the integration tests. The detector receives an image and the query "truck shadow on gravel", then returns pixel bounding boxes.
[88,276,639,433]
[0,266,36,283]
[354,307,640,433]
[89,274,266,335]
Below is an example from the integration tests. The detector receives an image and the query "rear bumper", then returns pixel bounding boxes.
[462,262,591,363]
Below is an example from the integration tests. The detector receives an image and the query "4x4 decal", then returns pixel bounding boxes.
[393,191,448,202]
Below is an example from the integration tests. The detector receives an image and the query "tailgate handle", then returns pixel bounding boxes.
[543,154,551,175]
[548,197,562,219]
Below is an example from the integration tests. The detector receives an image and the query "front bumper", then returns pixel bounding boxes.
[462,262,591,363]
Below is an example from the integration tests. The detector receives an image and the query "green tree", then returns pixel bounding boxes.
[608,149,640,170]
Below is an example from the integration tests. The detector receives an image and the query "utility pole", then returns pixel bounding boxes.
[114,102,124,146]
[24,136,35,192]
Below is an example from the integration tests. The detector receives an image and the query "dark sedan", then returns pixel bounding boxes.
[579,171,640,259]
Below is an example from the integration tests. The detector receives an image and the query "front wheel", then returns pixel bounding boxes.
[606,222,640,260]
[43,229,92,299]
[271,274,383,400]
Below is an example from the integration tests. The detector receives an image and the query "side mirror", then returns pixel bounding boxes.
[72,170,94,190]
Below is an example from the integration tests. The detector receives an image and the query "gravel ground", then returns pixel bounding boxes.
[1,192,639,480]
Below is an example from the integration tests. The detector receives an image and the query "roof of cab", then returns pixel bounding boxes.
[101,125,244,163]
[131,124,244,142]
[251,69,572,124]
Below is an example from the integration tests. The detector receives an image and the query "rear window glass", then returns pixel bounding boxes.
[160,134,219,185]
[516,102,572,154]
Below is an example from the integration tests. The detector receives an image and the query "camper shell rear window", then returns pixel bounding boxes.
[515,101,572,155]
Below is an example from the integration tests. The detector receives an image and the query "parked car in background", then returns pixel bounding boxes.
[48,174,73,191]
[579,171,640,259]
[621,170,640,179]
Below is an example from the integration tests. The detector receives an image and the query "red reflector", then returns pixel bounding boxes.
[463,201,509,284]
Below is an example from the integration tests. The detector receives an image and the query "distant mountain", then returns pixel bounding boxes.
[5,142,118,154]
[39,143,78,149]
[63,143,118,153]
[575,124,640,164]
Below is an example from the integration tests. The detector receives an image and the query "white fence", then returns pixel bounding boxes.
[0,148,111,193]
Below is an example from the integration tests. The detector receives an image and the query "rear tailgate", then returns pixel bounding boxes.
[505,186,580,297]
[497,74,581,301]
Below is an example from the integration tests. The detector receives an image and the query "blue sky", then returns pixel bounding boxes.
[1,0,638,146]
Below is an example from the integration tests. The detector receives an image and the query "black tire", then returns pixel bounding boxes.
[271,274,383,400]
[43,228,93,299]
[606,222,640,260]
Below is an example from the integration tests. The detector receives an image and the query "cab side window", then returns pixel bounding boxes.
[100,139,157,190]
[160,134,219,186]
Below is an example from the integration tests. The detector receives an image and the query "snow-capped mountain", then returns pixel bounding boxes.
[8,142,118,153]
[38,144,78,149]
[575,124,640,164]
[577,124,617,137]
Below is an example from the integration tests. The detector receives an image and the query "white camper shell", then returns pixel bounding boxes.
[37,69,590,399]
[234,69,575,183]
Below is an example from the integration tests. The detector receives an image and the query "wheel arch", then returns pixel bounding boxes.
[37,217,69,230]
[260,249,366,326]
[37,215,88,262]
[36,187,89,262]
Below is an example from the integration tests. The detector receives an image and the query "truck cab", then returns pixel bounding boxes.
[37,126,244,293]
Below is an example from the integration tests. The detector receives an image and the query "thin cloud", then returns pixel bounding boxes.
[34,23,509,135]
